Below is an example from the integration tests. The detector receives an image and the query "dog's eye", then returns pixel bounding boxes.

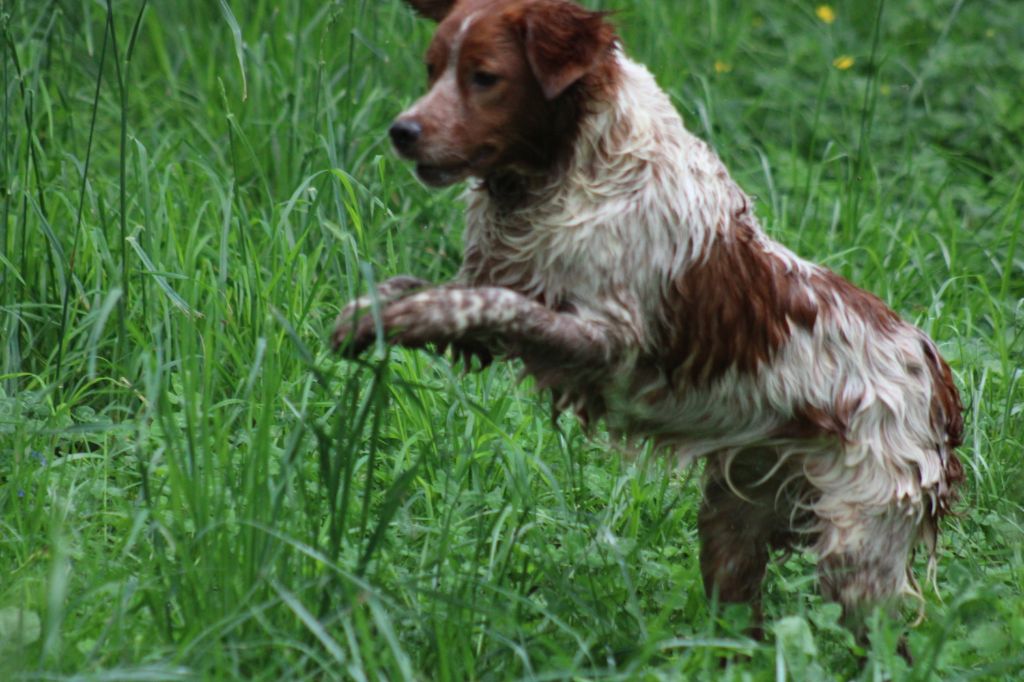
[471,71,500,88]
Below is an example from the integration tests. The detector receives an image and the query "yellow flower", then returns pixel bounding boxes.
[833,55,855,70]
[816,5,836,24]
[714,60,732,74]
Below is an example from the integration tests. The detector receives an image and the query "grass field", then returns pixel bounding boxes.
[1,0,1022,679]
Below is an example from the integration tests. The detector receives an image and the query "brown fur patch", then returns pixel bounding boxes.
[519,1,617,99]
[665,217,819,385]
[779,404,849,442]
[921,339,964,449]
[921,338,965,516]
[811,268,902,332]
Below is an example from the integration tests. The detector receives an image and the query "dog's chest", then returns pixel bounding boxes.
[459,189,664,339]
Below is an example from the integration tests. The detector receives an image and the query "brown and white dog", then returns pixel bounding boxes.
[333,0,964,648]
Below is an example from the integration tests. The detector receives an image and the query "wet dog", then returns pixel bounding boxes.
[333,0,964,652]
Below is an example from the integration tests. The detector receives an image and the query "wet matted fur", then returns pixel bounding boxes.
[333,0,964,651]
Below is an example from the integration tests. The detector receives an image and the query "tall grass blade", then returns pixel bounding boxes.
[218,0,248,101]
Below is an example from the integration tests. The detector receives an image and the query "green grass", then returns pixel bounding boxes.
[1,0,1022,679]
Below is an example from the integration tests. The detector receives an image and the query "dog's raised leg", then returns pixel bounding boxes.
[333,285,617,366]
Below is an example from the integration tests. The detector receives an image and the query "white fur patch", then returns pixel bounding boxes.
[449,12,477,71]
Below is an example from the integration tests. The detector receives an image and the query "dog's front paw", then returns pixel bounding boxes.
[331,276,434,355]
[331,291,450,356]
[332,287,508,366]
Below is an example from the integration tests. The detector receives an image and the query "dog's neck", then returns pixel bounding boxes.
[462,53,765,297]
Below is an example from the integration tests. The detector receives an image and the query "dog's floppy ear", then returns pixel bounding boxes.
[522,0,616,100]
[402,0,456,22]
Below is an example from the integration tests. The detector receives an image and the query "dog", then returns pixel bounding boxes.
[333,0,964,651]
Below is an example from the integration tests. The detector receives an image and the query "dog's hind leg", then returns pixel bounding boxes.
[812,497,921,663]
[698,450,803,638]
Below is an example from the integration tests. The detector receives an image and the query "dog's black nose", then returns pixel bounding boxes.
[389,120,422,152]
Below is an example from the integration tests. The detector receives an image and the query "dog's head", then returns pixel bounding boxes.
[391,0,617,187]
